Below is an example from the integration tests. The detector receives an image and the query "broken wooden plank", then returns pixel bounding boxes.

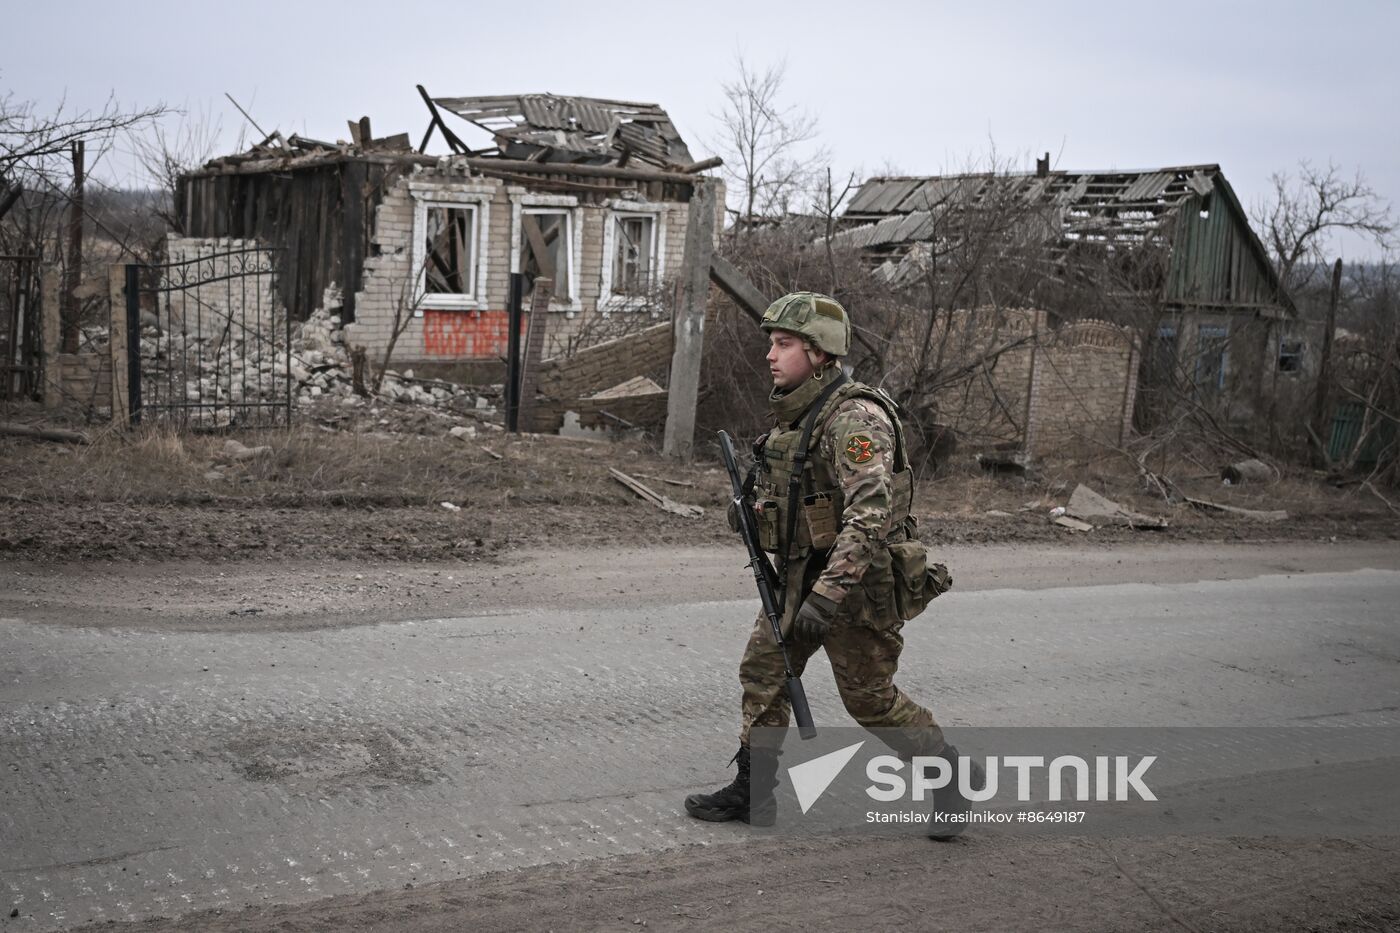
[0,421,89,444]
[1051,515,1094,533]
[480,445,504,461]
[609,467,703,519]
[1185,497,1288,522]
[708,253,769,324]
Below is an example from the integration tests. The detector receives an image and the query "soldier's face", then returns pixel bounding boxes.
[766,330,817,389]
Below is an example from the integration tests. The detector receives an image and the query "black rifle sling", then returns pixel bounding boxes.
[778,372,848,612]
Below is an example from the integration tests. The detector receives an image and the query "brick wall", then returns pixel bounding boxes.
[53,352,112,411]
[529,320,675,432]
[1026,319,1139,457]
[921,308,1138,459]
[162,237,278,339]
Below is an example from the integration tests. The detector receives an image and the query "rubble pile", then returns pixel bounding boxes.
[132,286,499,425]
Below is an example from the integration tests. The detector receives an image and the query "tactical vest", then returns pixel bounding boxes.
[752,377,915,564]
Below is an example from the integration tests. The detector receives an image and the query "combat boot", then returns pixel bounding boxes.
[684,746,779,825]
[927,743,987,841]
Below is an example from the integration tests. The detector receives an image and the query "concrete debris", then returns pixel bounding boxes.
[1220,459,1276,485]
[221,439,272,461]
[440,502,462,512]
[1066,484,1168,530]
[589,375,665,400]
[1051,515,1094,532]
[126,283,493,427]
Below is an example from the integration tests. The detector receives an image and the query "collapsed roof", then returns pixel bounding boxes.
[838,164,1292,313]
[426,92,695,170]
[842,165,1223,251]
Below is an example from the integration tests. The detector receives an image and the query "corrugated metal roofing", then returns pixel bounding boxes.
[433,94,693,168]
[839,164,1291,314]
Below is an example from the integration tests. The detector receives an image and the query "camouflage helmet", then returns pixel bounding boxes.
[760,292,851,357]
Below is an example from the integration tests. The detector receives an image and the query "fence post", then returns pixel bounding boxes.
[505,272,524,432]
[41,266,61,409]
[662,178,717,461]
[107,265,129,428]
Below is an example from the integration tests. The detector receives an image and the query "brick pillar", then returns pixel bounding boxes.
[107,265,129,427]
[41,266,61,409]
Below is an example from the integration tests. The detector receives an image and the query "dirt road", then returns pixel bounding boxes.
[3,541,1398,932]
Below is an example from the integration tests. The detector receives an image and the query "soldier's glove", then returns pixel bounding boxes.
[791,591,839,646]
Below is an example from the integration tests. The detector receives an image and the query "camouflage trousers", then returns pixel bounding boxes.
[738,594,945,758]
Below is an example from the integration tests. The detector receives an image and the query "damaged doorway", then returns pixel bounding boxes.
[518,210,571,304]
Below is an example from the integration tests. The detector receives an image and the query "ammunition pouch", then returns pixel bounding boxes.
[801,493,839,551]
[888,523,953,620]
[756,499,781,553]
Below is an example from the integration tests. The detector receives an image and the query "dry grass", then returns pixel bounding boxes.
[1,422,733,512]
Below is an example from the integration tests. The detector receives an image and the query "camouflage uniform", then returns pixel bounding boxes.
[685,291,953,828]
[738,369,945,759]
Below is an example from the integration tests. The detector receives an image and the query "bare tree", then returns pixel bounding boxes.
[1252,161,1396,294]
[710,57,827,233]
[128,106,228,234]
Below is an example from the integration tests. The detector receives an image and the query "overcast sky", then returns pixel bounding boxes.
[9,0,1397,259]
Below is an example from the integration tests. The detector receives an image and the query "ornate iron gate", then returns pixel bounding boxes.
[126,244,290,429]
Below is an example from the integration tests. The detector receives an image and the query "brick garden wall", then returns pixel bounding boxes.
[923,308,1139,459]
[1026,319,1139,457]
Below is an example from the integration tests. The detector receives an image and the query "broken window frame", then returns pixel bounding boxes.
[1277,336,1305,374]
[409,186,492,314]
[1194,323,1229,395]
[510,194,581,313]
[602,209,664,308]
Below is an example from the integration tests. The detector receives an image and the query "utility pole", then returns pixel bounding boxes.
[1312,257,1342,448]
[662,179,717,461]
[60,140,85,354]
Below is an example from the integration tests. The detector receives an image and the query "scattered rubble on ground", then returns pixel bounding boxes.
[1186,496,1289,522]
[609,468,705,519]
[1221,459,1277,485]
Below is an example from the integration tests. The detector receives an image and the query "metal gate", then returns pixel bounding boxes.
[0,254,40,400]
[127,244,290,429]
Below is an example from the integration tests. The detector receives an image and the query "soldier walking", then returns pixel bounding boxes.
[684,292,979,832]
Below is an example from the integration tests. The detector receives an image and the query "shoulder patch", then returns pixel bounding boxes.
[844,433,875,463]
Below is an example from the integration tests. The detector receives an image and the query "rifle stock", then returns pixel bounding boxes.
[718,430,817,740]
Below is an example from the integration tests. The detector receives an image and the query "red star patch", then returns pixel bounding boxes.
[844,433,874,463]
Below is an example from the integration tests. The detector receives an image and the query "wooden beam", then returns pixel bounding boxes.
[708,253,769,324]
[662,178,717,461]
[681,156,723,174]
[520,214,555,279]
[416,85,473,155]
[461,156,698,186]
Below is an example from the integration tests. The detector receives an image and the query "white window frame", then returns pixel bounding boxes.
[409,183,492,315]
[509,193,581,314]
[599,201,668,314]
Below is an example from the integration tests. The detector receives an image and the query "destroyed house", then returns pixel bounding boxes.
[177,91,718,369]
[839,164,1298,426]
